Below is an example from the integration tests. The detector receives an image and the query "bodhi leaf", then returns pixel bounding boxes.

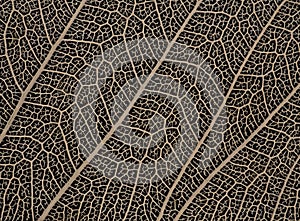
[0,0,299,220]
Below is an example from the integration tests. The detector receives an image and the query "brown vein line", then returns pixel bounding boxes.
[4,8,23,94]
[31,162,35,219]
[123,163,143,220]
[156,0,287,220]
[38,0,52,46]
[0,0,88,144]
[271,156,300,221]
[97,180,111,221]
[173,83,300,221]
[38,0,203,220]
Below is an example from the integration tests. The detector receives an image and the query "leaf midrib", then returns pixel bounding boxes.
[157,0,290,218]
[38,0,204,220]
[173,83,300,221]
[165,1,300,220]
[1,0,296,220]
[0,0,88,144]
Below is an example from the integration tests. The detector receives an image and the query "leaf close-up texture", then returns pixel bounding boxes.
[0,0,299,220]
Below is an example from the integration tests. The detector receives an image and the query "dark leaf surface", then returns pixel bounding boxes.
[0,0,299,220]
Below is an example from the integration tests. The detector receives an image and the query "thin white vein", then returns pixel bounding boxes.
[0,179,11,219]
[0,0,88,144]
[157,1,288,219]
[31,162,35,219]
[153,0,168,40]
[19,12,42,66]
[270,156,300,221]
[38,0,203,219]
[97,180,111,221]
[235,157,272,219]
[38,0,52,45]
[58,121,76,170]
[117,13,149,215]
[3,7,23,93]
[123,3,143,87]
[123,163,142,220]
[173,83,299,221]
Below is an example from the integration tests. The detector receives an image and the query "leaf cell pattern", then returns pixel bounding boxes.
[0,0,299,221]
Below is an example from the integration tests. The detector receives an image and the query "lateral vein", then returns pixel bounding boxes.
[0,0,88,144]
[173,84,299,221]
[157,0,288,220]
[38,0,203,220]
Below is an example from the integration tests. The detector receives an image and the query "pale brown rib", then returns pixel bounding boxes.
[156,1,288,220]
[38,0,203,220]
[0,0,88,144]
[173,83,300,221]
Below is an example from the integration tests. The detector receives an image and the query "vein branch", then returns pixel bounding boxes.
[0,0,88,144]
[173,83,299,221]
[270,156,300,221]
[157,0,288,219]
[38,0,203,219]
